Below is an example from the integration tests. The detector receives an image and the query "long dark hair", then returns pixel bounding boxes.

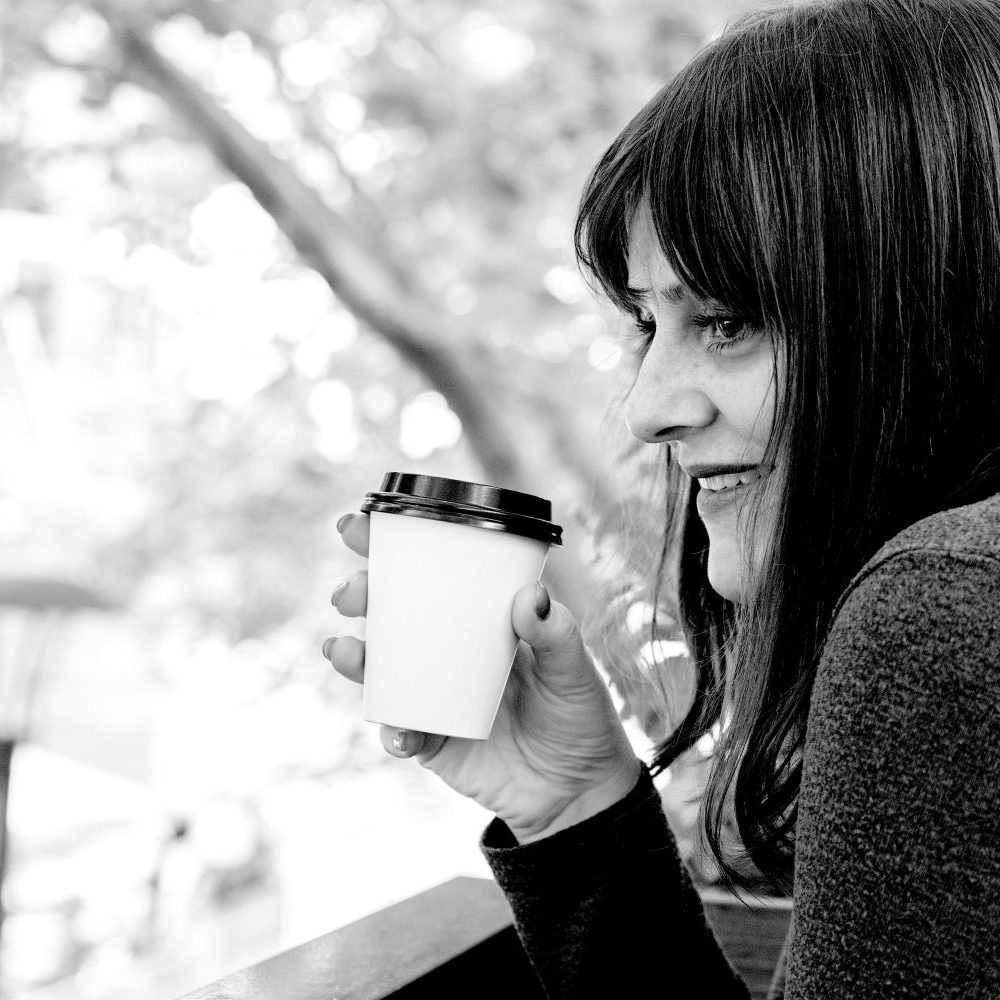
[576,0,1000,896]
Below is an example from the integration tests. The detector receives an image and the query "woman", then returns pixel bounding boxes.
[324,0,1000,995]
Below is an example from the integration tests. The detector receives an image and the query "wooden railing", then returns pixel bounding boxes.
[177,876,792,1000]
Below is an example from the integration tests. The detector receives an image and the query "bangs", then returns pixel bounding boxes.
[575,21,794,325]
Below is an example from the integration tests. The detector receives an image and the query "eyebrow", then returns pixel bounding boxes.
[626,282,688,304]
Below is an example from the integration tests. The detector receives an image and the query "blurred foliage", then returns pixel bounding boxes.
[0,0,788,992]
[0,0,753,752]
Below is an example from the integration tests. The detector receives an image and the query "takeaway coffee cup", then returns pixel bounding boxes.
[360,472,563,740]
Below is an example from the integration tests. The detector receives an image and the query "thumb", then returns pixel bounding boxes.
[511,582,591,683]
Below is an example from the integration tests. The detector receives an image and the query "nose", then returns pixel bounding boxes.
[624,342,715,444]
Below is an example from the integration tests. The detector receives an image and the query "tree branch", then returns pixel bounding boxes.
[177,0,406,279]
[107,15,533,482]
[88,2,629,622]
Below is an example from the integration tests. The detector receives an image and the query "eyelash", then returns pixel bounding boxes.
[632,311,758,354]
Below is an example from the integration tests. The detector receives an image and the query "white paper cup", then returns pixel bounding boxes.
[360,473,562,740]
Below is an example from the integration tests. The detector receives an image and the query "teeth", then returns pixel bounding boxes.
[697,469,761,492]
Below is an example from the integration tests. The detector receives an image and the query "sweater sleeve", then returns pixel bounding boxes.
[787,549,1000,998]
[479,760,751,999]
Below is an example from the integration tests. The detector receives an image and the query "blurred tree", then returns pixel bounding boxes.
[93,0,680,623]
[0,8,787,942]
[1,0,741,710]
[0,6,813,994]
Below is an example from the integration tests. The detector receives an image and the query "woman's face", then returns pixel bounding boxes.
[624,209,780,602]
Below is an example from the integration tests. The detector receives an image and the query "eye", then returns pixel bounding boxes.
[689,311,761,353]
[634,312,657,336]
[626,312,656,358]
[717,317,747,337]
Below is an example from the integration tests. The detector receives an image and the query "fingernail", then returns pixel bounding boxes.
[331,581,348,607]
[393,731,415,753]
[336,514,351,534]
[322,637,337,660]
[534,583,551,621]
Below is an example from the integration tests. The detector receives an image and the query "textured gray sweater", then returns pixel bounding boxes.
[481,492,1000,998]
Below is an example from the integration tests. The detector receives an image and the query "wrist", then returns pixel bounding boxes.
[509,756,643,845]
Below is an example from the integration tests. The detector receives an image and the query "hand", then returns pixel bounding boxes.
[325,512,641,843]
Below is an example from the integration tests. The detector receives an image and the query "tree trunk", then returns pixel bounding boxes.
[97,10,624,622]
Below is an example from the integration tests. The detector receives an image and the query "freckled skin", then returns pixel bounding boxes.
[623,209,778,602]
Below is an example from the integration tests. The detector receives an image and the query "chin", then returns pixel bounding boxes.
[707,571,743,603]
[706,546,745,603]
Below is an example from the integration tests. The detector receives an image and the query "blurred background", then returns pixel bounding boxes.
[0,0,783,996]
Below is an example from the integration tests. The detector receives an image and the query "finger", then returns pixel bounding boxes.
[510,582,590,687]
[380,726,427,759]
[323,635,365,684]
[331,571,368,618]
[336,512,370,558]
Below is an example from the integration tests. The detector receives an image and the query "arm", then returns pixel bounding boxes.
[788,550,1000,998]
[480,762,752,999]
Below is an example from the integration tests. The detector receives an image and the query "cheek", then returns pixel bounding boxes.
[724,350,779,443]
[734,482,781,581]
[741,397,776,445]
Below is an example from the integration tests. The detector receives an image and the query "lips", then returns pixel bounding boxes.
[682,462,762,481]
[693,465,770,518]
[698,468,764,492]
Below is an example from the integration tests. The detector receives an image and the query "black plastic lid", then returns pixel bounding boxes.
[362,472,562,545]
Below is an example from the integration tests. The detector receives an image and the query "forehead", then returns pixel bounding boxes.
[626,208,680,291]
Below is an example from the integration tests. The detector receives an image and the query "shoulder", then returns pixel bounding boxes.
[832,491,1000,619]
[793,495,1000,995]
[813,492,1000,729]
[800,496,1000,849]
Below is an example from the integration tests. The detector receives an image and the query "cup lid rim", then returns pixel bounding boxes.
[372,472,552,521]
[361,473,562,545]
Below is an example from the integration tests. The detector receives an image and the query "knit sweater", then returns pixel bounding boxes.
[480,492,1000,998]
